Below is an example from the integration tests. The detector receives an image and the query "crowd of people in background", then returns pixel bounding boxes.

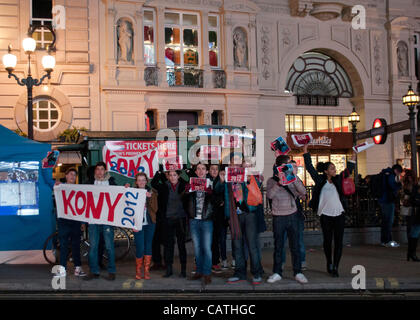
[53,148,420,285]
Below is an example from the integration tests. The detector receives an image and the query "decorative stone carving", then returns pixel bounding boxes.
[373,35,382,86]
[213,70,226,88]
[260,25,271,80]
[397,41,409,77]
[310,3,343,21]
[117,18,134,64]
[289,0,313,17]
[281,28,291,47]
[354,33,363,52]
[233,27,248,69]
[144,66,159,86]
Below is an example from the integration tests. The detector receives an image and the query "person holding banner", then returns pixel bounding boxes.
[131,173,158,279]
[151,169,188,278]
[208,164,229,272]
[302,144,356,277]
[55,168,87,277]
[266,155,308,285]
[216,153,264,285]
[185,163,216,285]
[84,162,118,281]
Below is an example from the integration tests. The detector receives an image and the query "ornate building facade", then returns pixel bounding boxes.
[1,0,420,182]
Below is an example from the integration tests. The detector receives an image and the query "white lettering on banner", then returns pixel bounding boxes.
[309,136,332,147]
[54,184,146,230]
[103,146,159,179]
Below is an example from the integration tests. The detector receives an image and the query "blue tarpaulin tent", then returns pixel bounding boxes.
[0,124,55,264]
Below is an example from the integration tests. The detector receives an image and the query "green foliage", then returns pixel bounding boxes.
[58,126,87,143]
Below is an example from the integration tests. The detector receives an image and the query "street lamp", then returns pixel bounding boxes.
[402,85,420,176]
[2,35,55,140]
[348,106,360,185]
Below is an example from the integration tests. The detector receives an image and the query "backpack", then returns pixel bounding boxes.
[369,171,387,198]
[341,169,355,196]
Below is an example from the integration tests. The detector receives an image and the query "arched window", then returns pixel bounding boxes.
[28,98,62,131]
[286,52,353,106]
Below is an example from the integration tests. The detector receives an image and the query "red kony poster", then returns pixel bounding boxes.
[162,156,183,171]
[189,177,208,191]
[105,140,177,159]
[199,145,221,161]
[225,167,245,183]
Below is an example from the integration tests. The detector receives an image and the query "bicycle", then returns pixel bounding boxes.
[43,224,132,265]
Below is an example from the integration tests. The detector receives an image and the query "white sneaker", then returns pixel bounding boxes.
[267,273,282,283]
[74,266,87,277]
[54,266,66,277]
[231,260,236,269]
[386,241,400,248]
[221,260,229,270]
[295,273,308,284]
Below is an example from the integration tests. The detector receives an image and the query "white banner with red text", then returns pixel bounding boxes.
[54,184,146,230]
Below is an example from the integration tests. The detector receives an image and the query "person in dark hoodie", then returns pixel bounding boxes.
[83,161,118,281]
[151,169,188,278]
[378,164,403,247]
[302,144,356,277]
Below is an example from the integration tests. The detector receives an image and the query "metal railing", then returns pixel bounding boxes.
[262,185,406,232]
[167,67,203,87]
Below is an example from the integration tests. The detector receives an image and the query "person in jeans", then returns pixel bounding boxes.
[129,173,158,279]
[56,168,87,277]
[151,169,188,278]
[280,160,307,270]
[303,144,356,277]
[378,164,403,247]
[84,162,118,281]
[216,153,264,285]
[208,164,228,273]
[266,155,308,284]
[185,163,215,284]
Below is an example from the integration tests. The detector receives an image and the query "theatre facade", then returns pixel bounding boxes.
[1,0,420,183]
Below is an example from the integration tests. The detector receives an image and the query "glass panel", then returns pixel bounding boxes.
[144,26,154,44]
[303,116,314,132]
[38,101,48,109]
[332,116,342,132]
[32,0,52,19]
[293,115,303,132]
[208,16,218,28]
[184,48,198,66]
[33,32,41,41]
[144,45,155,65]
[183,14,197,26]
[164,12,179,25]
[318,155,329,163]
[285,115,289,132]
[165,27,180,45]
[331,154,346,175]
[51,121,56,127]
[209,50,218,67]
[39,122,49,129]
[209,31,217,48]
[144,10,154,24]
[39,111,48,119]
[316,116,329,132]
[51,110,58,120]
[341,117,349,132]
[33,110,37,120]
[184,29,198,46]
[44,31,53,41]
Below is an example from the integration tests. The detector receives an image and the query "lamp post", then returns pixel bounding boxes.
[402,85,420,177]
[2,35,55,140]
[348,107,360,185]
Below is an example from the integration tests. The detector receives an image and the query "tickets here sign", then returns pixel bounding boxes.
[54,184,146,230]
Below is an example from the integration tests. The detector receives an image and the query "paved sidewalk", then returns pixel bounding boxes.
[0,244,419,295]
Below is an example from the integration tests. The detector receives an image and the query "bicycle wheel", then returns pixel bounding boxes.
[103,227,131,261]
[43,232,60,265]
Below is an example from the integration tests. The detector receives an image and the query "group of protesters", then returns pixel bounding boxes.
[54,144,420,285]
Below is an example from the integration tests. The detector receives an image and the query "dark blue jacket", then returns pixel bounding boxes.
[379,168,402,204]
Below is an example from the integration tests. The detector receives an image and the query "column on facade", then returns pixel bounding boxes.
[224,13,235,89]
[248,16,258,89]
[135,8,147,86]
[202,110,213,125]
[107,7,117,66]
[201,10,212,89]
[157,108,168,129]
[156,5,169,88]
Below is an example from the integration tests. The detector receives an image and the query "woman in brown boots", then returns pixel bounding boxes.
[131,173,158,279]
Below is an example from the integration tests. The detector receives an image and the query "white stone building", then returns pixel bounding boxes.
[1,0,420,183]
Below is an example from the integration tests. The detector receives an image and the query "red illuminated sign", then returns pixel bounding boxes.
[372,118,387,144]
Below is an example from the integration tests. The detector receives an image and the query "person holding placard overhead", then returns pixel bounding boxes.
[266,155,307,285]
[302,144,356,277]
